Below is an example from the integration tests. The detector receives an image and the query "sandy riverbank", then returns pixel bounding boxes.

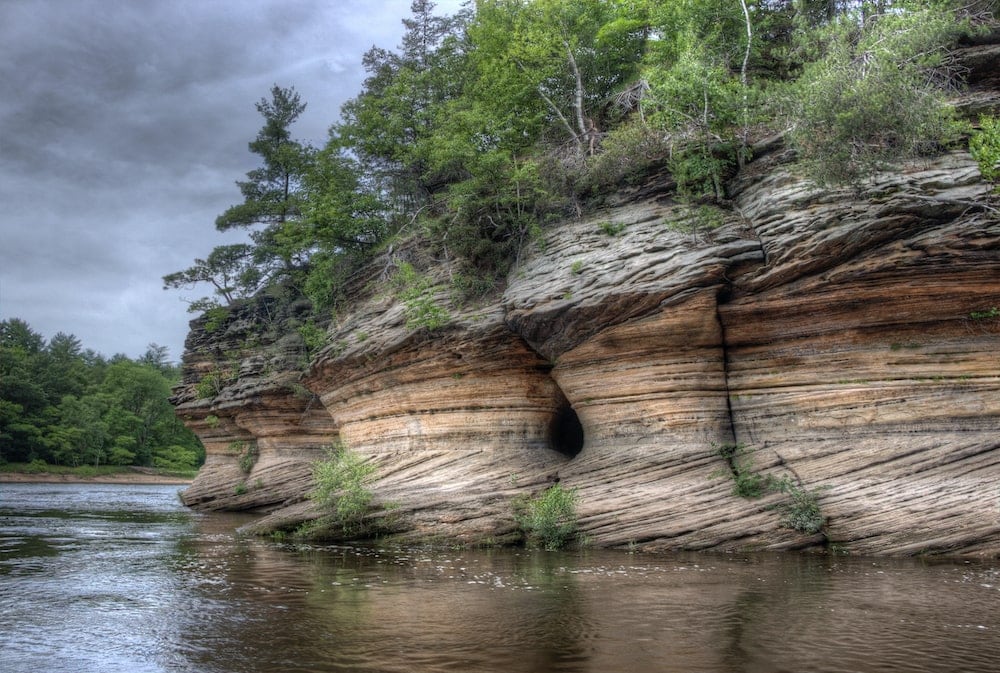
[0,469,194,485]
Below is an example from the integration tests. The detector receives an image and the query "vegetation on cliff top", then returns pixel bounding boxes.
[164,0,997,355]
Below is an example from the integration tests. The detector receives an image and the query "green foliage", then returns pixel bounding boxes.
[771,477,827,535]
[450,272,497,303]
[788,7,967,185]
[163,244,269,310]
[23,459,50,474]
[597,220,627,237]
[970,115,1000,184]
[296,145,390,310]
[716,443,778,499]
[970,306,999,320]
[164,0,988,336]
[201,306,230,333]
[237,442,259,474]
[308,442,378,537]
[165,85,316,311]
[513,483,579,550]
[216,85,313,234]
[297,319,327,360]
[194,363,236,400]
[666,204,727,241]
[715,443,827,536]
[0,319,204,470]
[640,1,753,199]
[669,145,736,200]
[583,120,671,191]
[393,262,451,331]
[336,0,470,206]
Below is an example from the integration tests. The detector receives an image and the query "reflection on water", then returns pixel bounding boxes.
[1,483,998,673]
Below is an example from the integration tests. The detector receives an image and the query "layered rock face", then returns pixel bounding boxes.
[175,66,999,558]
[174,295,336,513]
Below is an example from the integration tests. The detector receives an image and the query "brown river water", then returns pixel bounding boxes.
[1,482,998,673]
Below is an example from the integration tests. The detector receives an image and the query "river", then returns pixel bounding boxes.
[1,482,998,673]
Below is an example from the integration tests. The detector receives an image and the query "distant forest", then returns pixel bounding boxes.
[165,0,999,324]
[0,318,204,471]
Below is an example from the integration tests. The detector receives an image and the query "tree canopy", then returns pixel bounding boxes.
[165,0,994,333]
[0,319,204,471]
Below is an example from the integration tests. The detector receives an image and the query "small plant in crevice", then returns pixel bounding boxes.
[392,262,450,331]
[195,360,239,399]
[513,483,579,551]
[597,220,627,237]
[665,203,726,242]
[237,442,259,474]
[715,443,828,538]
[769,477,827,535]
[963,306,1000,336]
[715,443,777,499]
[202,306,231,334]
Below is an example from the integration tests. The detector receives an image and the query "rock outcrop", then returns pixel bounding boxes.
[174,44,1000,557]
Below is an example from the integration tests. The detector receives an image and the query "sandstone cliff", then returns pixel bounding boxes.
[173,44,1000,557]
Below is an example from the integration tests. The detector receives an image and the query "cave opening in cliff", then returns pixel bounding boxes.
[549,404,584,459]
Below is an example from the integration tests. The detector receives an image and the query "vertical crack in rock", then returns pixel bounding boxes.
[714,287,740,449]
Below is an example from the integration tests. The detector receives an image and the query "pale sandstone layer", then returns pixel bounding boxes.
[174,46,1000,556]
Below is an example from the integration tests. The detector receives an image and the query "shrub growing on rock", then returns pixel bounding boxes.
[513,483,579,550]
[309,442,377,536]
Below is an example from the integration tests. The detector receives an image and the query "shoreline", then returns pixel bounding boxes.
[0,470,194,486]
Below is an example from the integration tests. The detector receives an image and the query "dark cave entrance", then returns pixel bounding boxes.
[549,404,584,459]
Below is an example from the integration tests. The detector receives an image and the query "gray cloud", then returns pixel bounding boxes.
[0,0,464,361]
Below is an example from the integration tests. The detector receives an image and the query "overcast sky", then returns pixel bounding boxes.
[0,0,464,362]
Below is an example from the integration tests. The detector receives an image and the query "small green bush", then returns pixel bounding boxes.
[513,484,579,550]
[597,220,627,237]
[583,119,671,191]
[970,306,999,320]
[237,443,259,474]
[24,459,50,474]
[716,443,777,498]
[970,115,1000,184]
[195,371,223,399]
[771,477,827,535]
[298,319,327,359]
[393,262,450,331]
[201,306,230,333]
[716,444,827,536]
[667,204,727,240]
[195,363,237,400]
[309,443,377,536]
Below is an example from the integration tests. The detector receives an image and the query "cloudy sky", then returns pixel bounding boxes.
[0,0,463,362]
